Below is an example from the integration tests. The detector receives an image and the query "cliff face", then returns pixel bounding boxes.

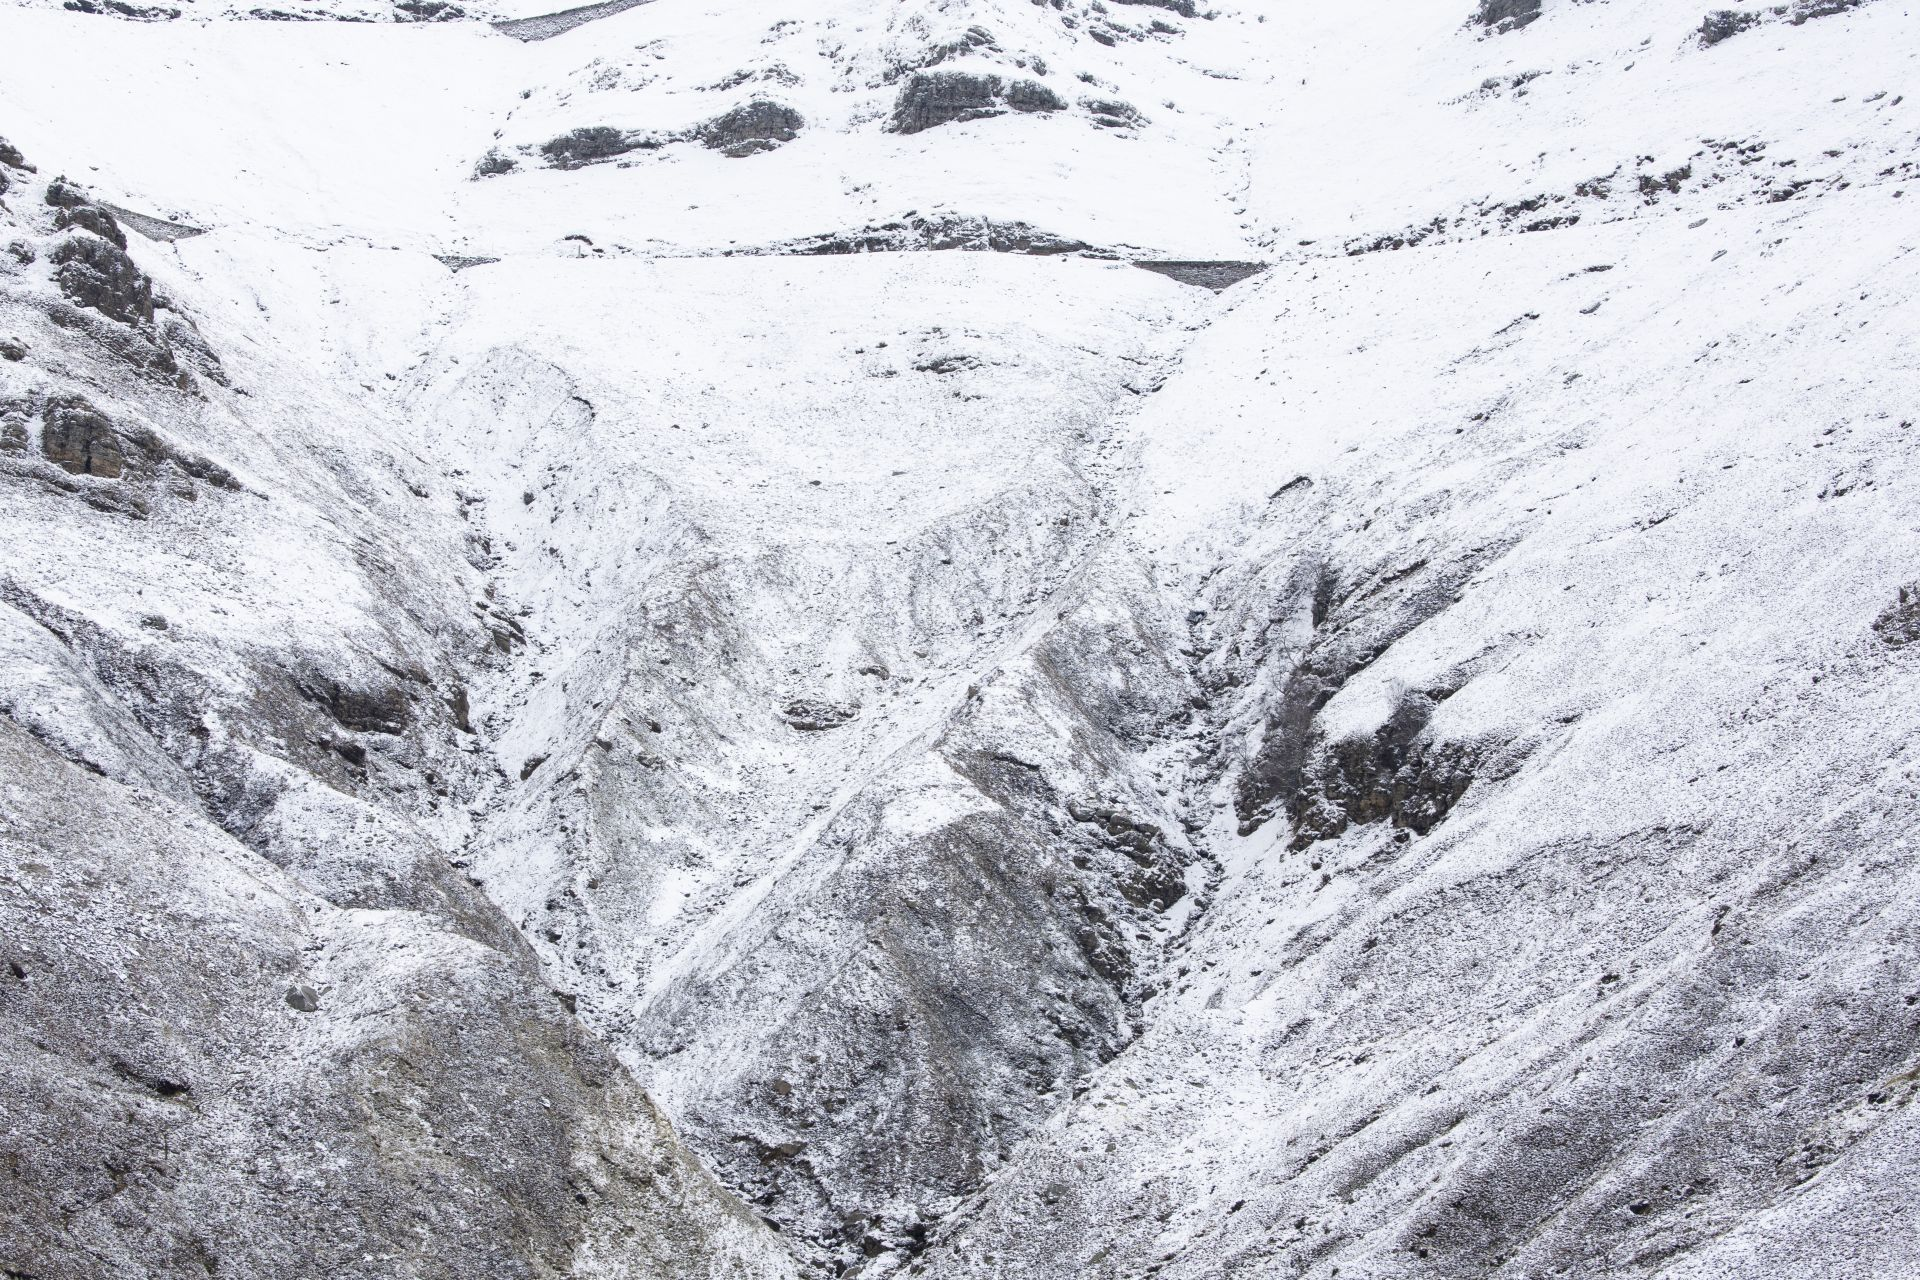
[2,0,1918,1276]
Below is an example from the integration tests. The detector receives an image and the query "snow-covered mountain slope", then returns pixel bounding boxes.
[918,179,1920,1280]
[0,140,799,1280]
[2,0,1917,1275]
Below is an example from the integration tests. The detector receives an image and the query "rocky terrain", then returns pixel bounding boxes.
[2,0,1917,1276]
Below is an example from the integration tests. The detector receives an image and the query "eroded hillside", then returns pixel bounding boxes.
[2,0,1917,1277]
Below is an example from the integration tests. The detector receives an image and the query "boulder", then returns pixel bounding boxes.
[43,178,88,209]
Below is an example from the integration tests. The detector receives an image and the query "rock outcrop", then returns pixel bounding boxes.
[693,101,804,157]
[1472,0,1542,33]
[888,71,1067,134]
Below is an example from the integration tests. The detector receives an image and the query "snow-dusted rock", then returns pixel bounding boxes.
[1,0,1917,1274]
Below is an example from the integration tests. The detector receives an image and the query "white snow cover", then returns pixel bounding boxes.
[2,0,1919,1275]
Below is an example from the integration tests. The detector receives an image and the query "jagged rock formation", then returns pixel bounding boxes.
[2,0,1918,1276]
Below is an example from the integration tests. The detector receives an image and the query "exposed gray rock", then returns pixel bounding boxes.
[779,696,856,730]
[1701,7,1764,42]
[54,201,129,250]
[691,100,804,157]
[744,213,1098,257]
[392,0,464,18]
[1638,162,1693,198]
[0,405,27,455]
[1132,259,1268,290]
[158,314,228,386]
[491,0,656,42]
[17,395,238,495]
[43,177,89,209]
[880,25,1001,83]
[50,235,156,326]
[0,720,793,1280]
[1472,0,1542,33]
[1285,684,1493,847]
[912,352,982,374]
[99,201,209,242]
[291,665,414,735]
[1065,797,1186,911]
[705,63,802,91]
[1873,585,1920,646]
[539,124,643,169]
[642,588,1198,1267]
[40,395,128,478]
[1702,0,1862,43]
[1232,545,1511,836]
[1081,96,1146,129]
[473,147,518,178]
[57,0,181,17]
[1788,0,1864,22]
[889,71,1067,135]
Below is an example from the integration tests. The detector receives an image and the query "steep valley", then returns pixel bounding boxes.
[2,0,1919,1277]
